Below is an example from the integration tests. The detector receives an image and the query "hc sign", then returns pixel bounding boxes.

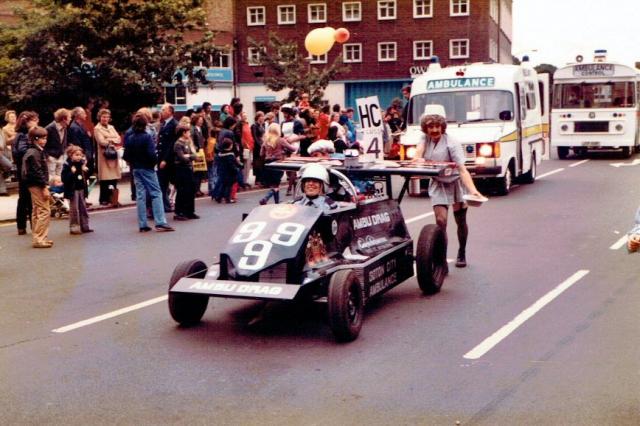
[356,96,383,129]
[356,96,384,159]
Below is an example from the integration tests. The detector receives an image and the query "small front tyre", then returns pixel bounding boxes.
[168,259,209,326]
[416,224,448,295]
[328,270,364,342]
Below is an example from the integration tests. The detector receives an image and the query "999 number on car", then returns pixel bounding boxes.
[231,221,305,270]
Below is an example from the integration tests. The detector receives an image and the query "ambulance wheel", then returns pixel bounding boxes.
[168,259,209,326]
[521,154,536,184]
[495,164,513,195]
[416,224,447,295]
[328,270,364,342]
[621,147,632,158]
[557,147,569,159]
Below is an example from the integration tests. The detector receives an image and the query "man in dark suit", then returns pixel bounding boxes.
[156,103,178,212]
[67,106,94,175]
[44,108,70,178]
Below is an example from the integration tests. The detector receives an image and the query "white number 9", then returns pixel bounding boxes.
[271,223,305,247]
[232,221,266,243]
[238,240,273,270]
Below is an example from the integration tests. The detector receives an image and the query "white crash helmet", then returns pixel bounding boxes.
[299,163,330,188]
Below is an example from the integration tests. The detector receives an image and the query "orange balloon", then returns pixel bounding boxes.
[335,28,350,44]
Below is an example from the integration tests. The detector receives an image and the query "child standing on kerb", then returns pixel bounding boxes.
[61,145,93,235]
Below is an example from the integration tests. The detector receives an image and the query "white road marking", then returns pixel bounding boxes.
[569,159,590,168]
[536,168,564,179]
[406,212,434,224]
[609,235,628,250]
[463,269,590,360]
[52,295,167,333]
[610,158,640,168]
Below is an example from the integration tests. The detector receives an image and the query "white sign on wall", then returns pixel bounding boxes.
[356,96,384,160]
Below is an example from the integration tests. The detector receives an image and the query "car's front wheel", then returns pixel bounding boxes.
[328,270,364,342]
[416,224,447,295]
[168,259,209,326]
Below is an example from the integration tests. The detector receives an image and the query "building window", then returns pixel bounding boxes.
[413,40,433,60]
[248,47,263,66]
[211,51,231,68]
[277,5,296,25]
[378,42,397,61]
[414,0,433,18]
[378,0,397,20]
[450,39,469,58]
[165,86,187,105]
[247,6,266,26]
[343,43,362,63]
[308,3,327,23]
[450,0,469,16]
[489,39,498,62]
[343,2,362,21]
[489,0,499,22]
[310,53,328,64]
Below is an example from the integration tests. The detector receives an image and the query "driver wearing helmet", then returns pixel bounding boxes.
[413,105,483,268]
[293,163,337,213]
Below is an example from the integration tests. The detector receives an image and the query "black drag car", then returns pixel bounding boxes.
[168,159,456,341]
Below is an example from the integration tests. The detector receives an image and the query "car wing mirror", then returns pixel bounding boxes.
[499,110,513,121]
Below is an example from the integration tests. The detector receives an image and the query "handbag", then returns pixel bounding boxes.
[104,144,118,160]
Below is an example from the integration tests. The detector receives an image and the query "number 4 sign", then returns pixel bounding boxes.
[356,96,384,160]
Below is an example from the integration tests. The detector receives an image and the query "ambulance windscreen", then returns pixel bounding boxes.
[409,91,514,124]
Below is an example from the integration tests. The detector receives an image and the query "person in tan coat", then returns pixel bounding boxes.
[94,109,122,206]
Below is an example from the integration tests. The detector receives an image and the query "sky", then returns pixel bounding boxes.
[512,0,640,67]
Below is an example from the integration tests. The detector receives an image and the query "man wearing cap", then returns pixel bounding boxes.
[414,106,483,268]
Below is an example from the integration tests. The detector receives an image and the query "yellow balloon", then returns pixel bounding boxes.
[305,27,336,56]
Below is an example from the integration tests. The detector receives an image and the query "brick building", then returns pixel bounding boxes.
[233,0,513,118]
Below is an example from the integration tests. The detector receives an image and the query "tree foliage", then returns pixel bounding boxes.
[248,32,349,106]
[0,0,219,128]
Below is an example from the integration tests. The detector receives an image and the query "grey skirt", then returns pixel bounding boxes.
[428,178,465,206]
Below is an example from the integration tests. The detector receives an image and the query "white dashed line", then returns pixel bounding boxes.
[406,212,434,224]
[536,168,565,179]
[52,295,167,333]
[569,159,590,168]
[609,235,628,250]
[463,269,590,360]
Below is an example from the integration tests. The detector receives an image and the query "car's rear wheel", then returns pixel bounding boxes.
[168,259,209,326]
[416,224,447,295]
[328,270,364,342]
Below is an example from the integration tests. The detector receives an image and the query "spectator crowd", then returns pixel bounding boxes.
[1,88,412,248]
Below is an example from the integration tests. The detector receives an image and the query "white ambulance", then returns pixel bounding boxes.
[401,58,549,195]
[551,51,640,158]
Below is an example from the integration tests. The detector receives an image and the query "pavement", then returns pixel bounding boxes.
[0,175,257,223]
[0,176,137,223]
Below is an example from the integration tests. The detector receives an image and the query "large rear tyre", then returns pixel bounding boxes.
[557,147,569,159]
[328,270,364,342]
[168,259,209,326]
[416,224,448,295]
